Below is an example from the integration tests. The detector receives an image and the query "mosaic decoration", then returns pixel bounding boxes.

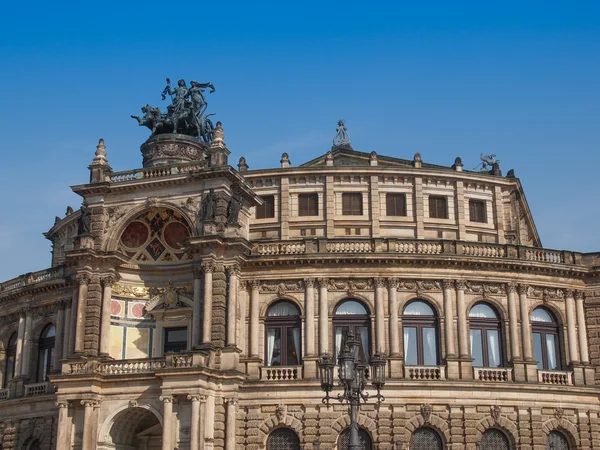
[118,209,192,263]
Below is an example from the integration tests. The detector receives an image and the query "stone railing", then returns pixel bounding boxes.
[538,370,573,385]
[474,367,512,382]
[254,242,306,255]
[0,266,65,294]
[326,241,374,253]
[405,365,446,380]
[259,366,303,381]
[64,354,205,376]
[396,241,443,254]
[97,358,167,375]
[109,162,206,183]
[0,388,9,400]
[24,382,52,397]
[461,243,506,258]
[524,249,564,264]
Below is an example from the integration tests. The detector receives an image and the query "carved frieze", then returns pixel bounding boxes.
[465,282,505,298]
[113,283,150,299]
[103,206,128,235]
[259,280,303,295]
[527,286,565,302]
[399,280,442,295]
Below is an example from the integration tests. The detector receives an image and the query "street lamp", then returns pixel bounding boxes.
[317,328,386,450]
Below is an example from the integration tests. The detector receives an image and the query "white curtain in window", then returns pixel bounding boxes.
[267,329,277,366]
[546,334,557,369]
[360,327,370,360]
[291,328,300,365]
[335,327,344,359]
[423,328,437,365]
[487,330,500,367]
[404,328,411,361]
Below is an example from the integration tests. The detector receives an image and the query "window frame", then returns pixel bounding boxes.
[333,300,371,363]
[469,303,503,368]
[342,193,363,216]
[256,195,275,219]
[403,300,440,366]
[339,427,373,450]
[531,307,562,370]
[298,193,319,217]
[386,193,407,217]
[3,333,17,388]
[469,199,487,223]
[410,427,443,450]
[267,428,301,450]
[264,301,302,367]
[428,195,448,219]
[37,324,56,382]
[163,326,188,354]
[480,428,511,450]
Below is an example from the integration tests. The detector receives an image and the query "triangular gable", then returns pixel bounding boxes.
[300,147,414,168]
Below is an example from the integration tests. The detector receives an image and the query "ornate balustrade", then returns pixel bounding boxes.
[64,353,205,376]
[326,240,374,253]
[254,242,306,255]
[0,266,65,295]
[24,382,52,397]
[474,367,512,382]
[109,161,206,183]
[259,366,303,381]
[405,365,446,380]
[0,389,9,400]
[97,358,167,375]
[538,370,573,385]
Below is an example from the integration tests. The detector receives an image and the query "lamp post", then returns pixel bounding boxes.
[318,328,386,450]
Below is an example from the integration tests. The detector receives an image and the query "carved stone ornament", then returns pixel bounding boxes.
[466,282,504,298]
[145,280,193,312]
[420,403,433,423]
[327,278,373,292]
[554,407,564,421]
[506,283,518,294]
[399,279,442,295]
[129,399,138,408]
[112,283,150,299]
[276,404,287,421]
[304,278,315,289]
[141,134,208,168]
[259,280,303,295]
[103,206,127,235]
[490,405,501,423]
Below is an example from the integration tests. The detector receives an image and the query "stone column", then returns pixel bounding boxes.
[160,395,174,450]
[14,310,26,377]
[225,398,237,450]
[81,400,99,450]
[506,283,521,361]
[188,395,201,450]
[202,263,214,344]
[304,278,316,356]
[318,278,329,354]
[67,284,78,357]
[238,281,247,356]
[455,281,469,358]
[99,275,115,357]
[226,265,239,347]
[575,291,589,364]
[387,278,400,356]
[443,280,456,358]
[192,268,203,347]
[565,289,580,365]
[199,395,207,450]
[62,302,72,360]
[74,274,89,355]
[519,285,533,361]
[249,280,260,357]
[55,302,66,369]
[21,308,33,378]
[374,278,386,353]
[204,395,215,447]
[56,401,71,449]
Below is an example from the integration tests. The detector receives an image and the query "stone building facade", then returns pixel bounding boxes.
[0,124,599,450]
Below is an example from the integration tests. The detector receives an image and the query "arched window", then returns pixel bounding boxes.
[37,324,56,382]
[410,427,443,450]
[267,428,300,450]
[469,303,502,367]
[265,301,301,367]
[403,300,439,366]
[3,333,17,388]
[480,428,510,450]
[530,307,560,370]
[333,300,371,363]
[339,427,372,450]
[547,430,570,450]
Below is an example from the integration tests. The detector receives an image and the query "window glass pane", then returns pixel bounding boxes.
[287,328,300,365]
[470,329,483,367]
[335,301,368,315]
[267,302,300,316]
[429,196,447,219]
[469,303,498,319]
[257,196,275,219]
[335,327,349,360]
[531,307,554,323]
[469,200,486,223]
[299,194,318,216]
[359,327,370,361]
[404,327,418,365]
[8,333,17,347]
[487,329,500,367]
[166,328,187,342]
[42,325,56,338]
[164,327,187,353]
[532,332,543,370]
[266,328,281,366]
[386,194,406,216]
[342,193,363,215]
[546,334,558,370]
[422,328,437,365]
[404,301,435,316]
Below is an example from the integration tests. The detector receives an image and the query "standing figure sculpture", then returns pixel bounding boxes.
[200,189,217,221]
[333,119,351,146]
[78,202,92,235]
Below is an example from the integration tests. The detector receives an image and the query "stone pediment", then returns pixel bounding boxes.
[300,147,414,168]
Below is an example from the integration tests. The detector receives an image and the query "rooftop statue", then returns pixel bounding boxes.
[132,78,216,143]
[475,153,500,171]
[333,119,351,146]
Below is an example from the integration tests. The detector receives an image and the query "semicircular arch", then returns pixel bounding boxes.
[260,296,304,318]
[98,403,163,444]
[475,416,518,448]
[258,414,303,445]
[541,417,580,447]
[331,297,373,317]
[404,414,450,445]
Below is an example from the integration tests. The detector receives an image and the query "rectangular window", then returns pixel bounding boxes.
[164,327,188,354]
[422,327,438,366]
[469,199,487,223]
[386,193,407,216]
[298,193,319,216]
[342,193,363,215]
[403,327,418,365]
[486,329,500,367]
[470,329,484,367]
[532,332,543,370]
[256,195,275,219]
[429,195,448,219]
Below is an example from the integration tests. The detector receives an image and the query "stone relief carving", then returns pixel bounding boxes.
[103,206,128,235]
[275,404,287,421]
[466,282,505,298]
[491,405,501,423]
[113,283,150,299]
[420,403,433,423]
[259,280,303,295]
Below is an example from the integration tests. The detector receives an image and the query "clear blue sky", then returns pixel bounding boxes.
[0,1,599,280]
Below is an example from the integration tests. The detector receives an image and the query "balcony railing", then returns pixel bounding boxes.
[0,388,9,400]
[259,366,303,381]
[0,266,65,295]
[538,370,573,385]
[64,353,206,376]
[405,365,446,380]
[96,358,168,375]
[108,161,206,183]
[24,381,53,397]
[474,367,513,382]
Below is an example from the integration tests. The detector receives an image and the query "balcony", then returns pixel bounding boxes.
[474,367,513,382]
[538,370,573,385]
[24,381,54,397]
[0,388,9,400]
[259,366,303,381]
[405,365,446,380]
[63,353,205,376]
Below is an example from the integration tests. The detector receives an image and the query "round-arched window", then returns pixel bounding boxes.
[547,430,570,450]
[3,333,17,388]
[267,428,300,450]
[333,300,371,363]
[339,427,372,450]
[265,301,301,367]
[530,307,561,370]
[410,427,443,450]
[480,428,510,450]
[469,302,502,368]
[403,300,439,366]
[37,324,56,382]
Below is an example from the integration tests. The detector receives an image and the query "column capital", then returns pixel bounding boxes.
[187,394,202,402]
[455,280,467,291]
[56,401,70,409]
[238,279,248,290]
[80,399,100,408]
[373,277,386,288]
[226,264,241,276]
[76,273,90,285]
[56,299,70,309]
[518,284,529,295]
[224,397,238,406]
[304,278,315,288]
[201,262,215,273]
[564,289,574,298]
[250,279,261,290]
[317,277,329,288]
[575,290,585,301]
[506,282,518,294]
[159,395,174,403]
[101,274,117,287]
[387,277,399,289]
[442,279,455,290]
